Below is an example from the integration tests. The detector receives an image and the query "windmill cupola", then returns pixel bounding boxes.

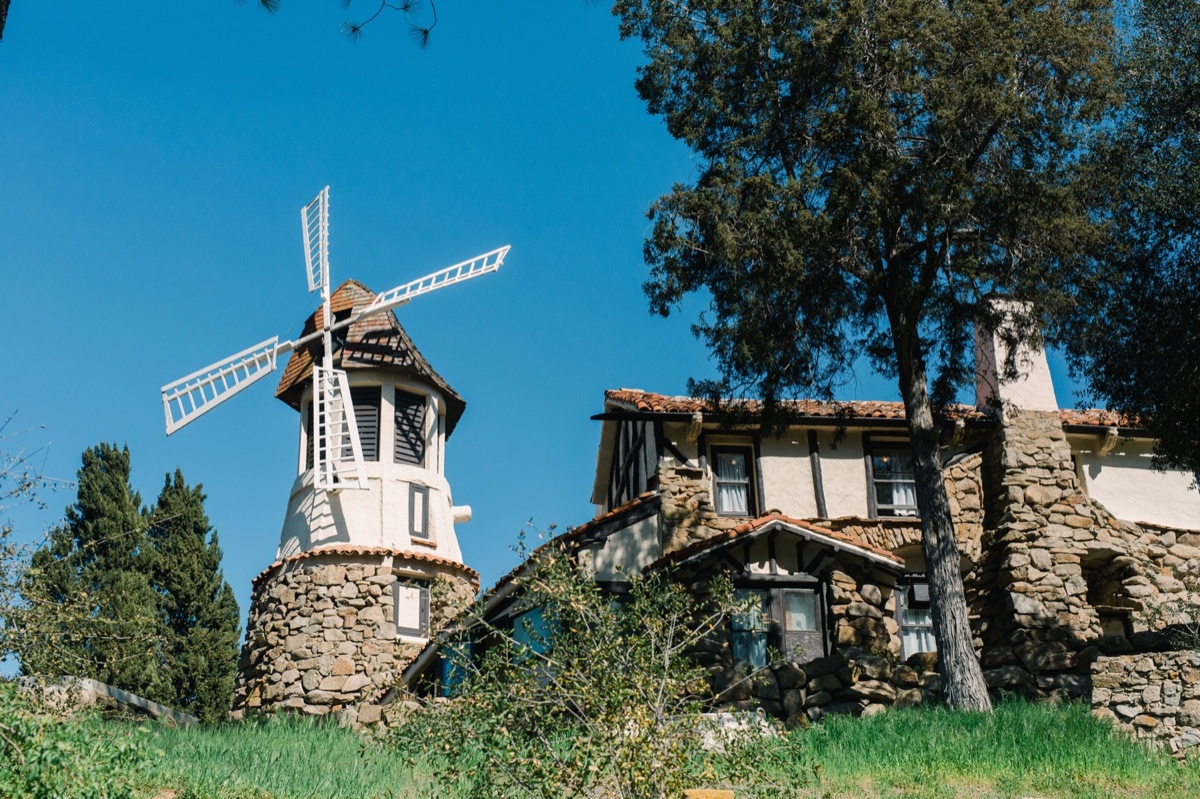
[272,279,470,563]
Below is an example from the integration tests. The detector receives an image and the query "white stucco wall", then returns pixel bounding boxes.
[817,431,872,518]
[1071,435,1200,531]
[278,373,466,563]
[582,515,662,581]
[759,436,820,518]
[974,304,1059,413]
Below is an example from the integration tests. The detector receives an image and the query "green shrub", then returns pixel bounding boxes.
[0,681,147,799]
[389,545,779,799]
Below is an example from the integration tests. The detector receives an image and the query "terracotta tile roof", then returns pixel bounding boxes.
[606,389,1147,432]
[646,513,904,571]
[1058,408,1137,429]
[604,389,985,423]
[275,279,467,437]
[252,545,480,589]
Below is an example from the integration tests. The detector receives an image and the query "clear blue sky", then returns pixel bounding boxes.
[0,1,1081,629]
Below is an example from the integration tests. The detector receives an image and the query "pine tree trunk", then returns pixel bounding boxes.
[894,325,992,712]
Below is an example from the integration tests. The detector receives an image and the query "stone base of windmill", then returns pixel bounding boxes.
[230,548,476,719]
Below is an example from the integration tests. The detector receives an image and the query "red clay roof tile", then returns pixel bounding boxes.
[647,512,904,571]
[252,545,479,589]
[606,389,1143,432]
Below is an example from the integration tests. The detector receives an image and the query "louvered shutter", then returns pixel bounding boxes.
[350,386,381,462]
[394,390,426,466]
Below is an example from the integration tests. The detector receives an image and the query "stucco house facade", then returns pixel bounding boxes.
[398,321,1200,753]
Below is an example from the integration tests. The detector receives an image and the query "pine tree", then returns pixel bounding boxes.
[20,444,165,697]
[147,471,241,723]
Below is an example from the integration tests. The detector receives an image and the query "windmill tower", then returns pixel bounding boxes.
[161,187,507,718]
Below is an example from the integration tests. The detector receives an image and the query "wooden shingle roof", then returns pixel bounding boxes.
[275,279,467,437]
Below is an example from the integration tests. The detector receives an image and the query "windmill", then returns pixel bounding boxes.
[161,186,509,492]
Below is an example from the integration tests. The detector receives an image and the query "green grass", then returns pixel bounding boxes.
[112,701,1200,799]
[121,716,430,799]
[743,700,1200,798]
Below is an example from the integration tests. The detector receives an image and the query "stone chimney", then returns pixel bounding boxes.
[974,299,1060,414]
[974,302,1134,683]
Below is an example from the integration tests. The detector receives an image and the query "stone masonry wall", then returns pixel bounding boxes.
[658,459,741,555]
[1092,650,1200,758]
[231,556,474,718]
[697,566,913,725]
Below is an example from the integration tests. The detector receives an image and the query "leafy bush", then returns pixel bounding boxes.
[0,680,147,799]
[389,544,790,798]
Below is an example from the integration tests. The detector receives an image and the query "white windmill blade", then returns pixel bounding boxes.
[360,245,510,319]
[312,366,368,491]
[161,338,281,435]
[301,186,330,294]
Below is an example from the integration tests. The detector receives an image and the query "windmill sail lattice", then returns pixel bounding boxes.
[162,337,280,435]
[160,185,508,493]
[366,245,510,316]
[312,367,368,490]
[302,187,329,293]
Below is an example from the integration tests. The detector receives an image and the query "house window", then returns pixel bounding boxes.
[513,606,554,656]
[866,440,919,517]
[394,389,427,466]
[731,589,769,668]
[439,640,473,697]
[712,446,755,516]
[409,483,430,540]
[897,581,936,657]
[393,580,430,638]
[779,589,822,662]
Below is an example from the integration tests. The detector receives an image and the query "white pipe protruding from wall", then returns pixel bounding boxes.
[452,505,472,524]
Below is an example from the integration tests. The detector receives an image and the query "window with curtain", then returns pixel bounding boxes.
[897,582,936,657]
[870,445,919,517]
[713,447,753,516]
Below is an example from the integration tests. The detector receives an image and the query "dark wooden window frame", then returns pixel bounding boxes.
[730,577,827,663]
[708,442,759,518]
[863,434,920,519]
[409,483,430,540]
[393,579,430,638]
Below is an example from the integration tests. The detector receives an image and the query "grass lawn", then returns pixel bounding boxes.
[117,702,1200,798]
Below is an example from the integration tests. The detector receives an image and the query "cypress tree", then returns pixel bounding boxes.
[148,471,241,723]
[21,444,164,696]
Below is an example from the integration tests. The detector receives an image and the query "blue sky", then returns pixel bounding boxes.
[0,1,1081,628]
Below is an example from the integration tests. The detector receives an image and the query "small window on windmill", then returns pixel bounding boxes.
[330,309,352,356]
[305,401,314,471]
[349,386,381,462]
[410,483,430,540]
[393,579,430,638]
[394,389,427,466]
